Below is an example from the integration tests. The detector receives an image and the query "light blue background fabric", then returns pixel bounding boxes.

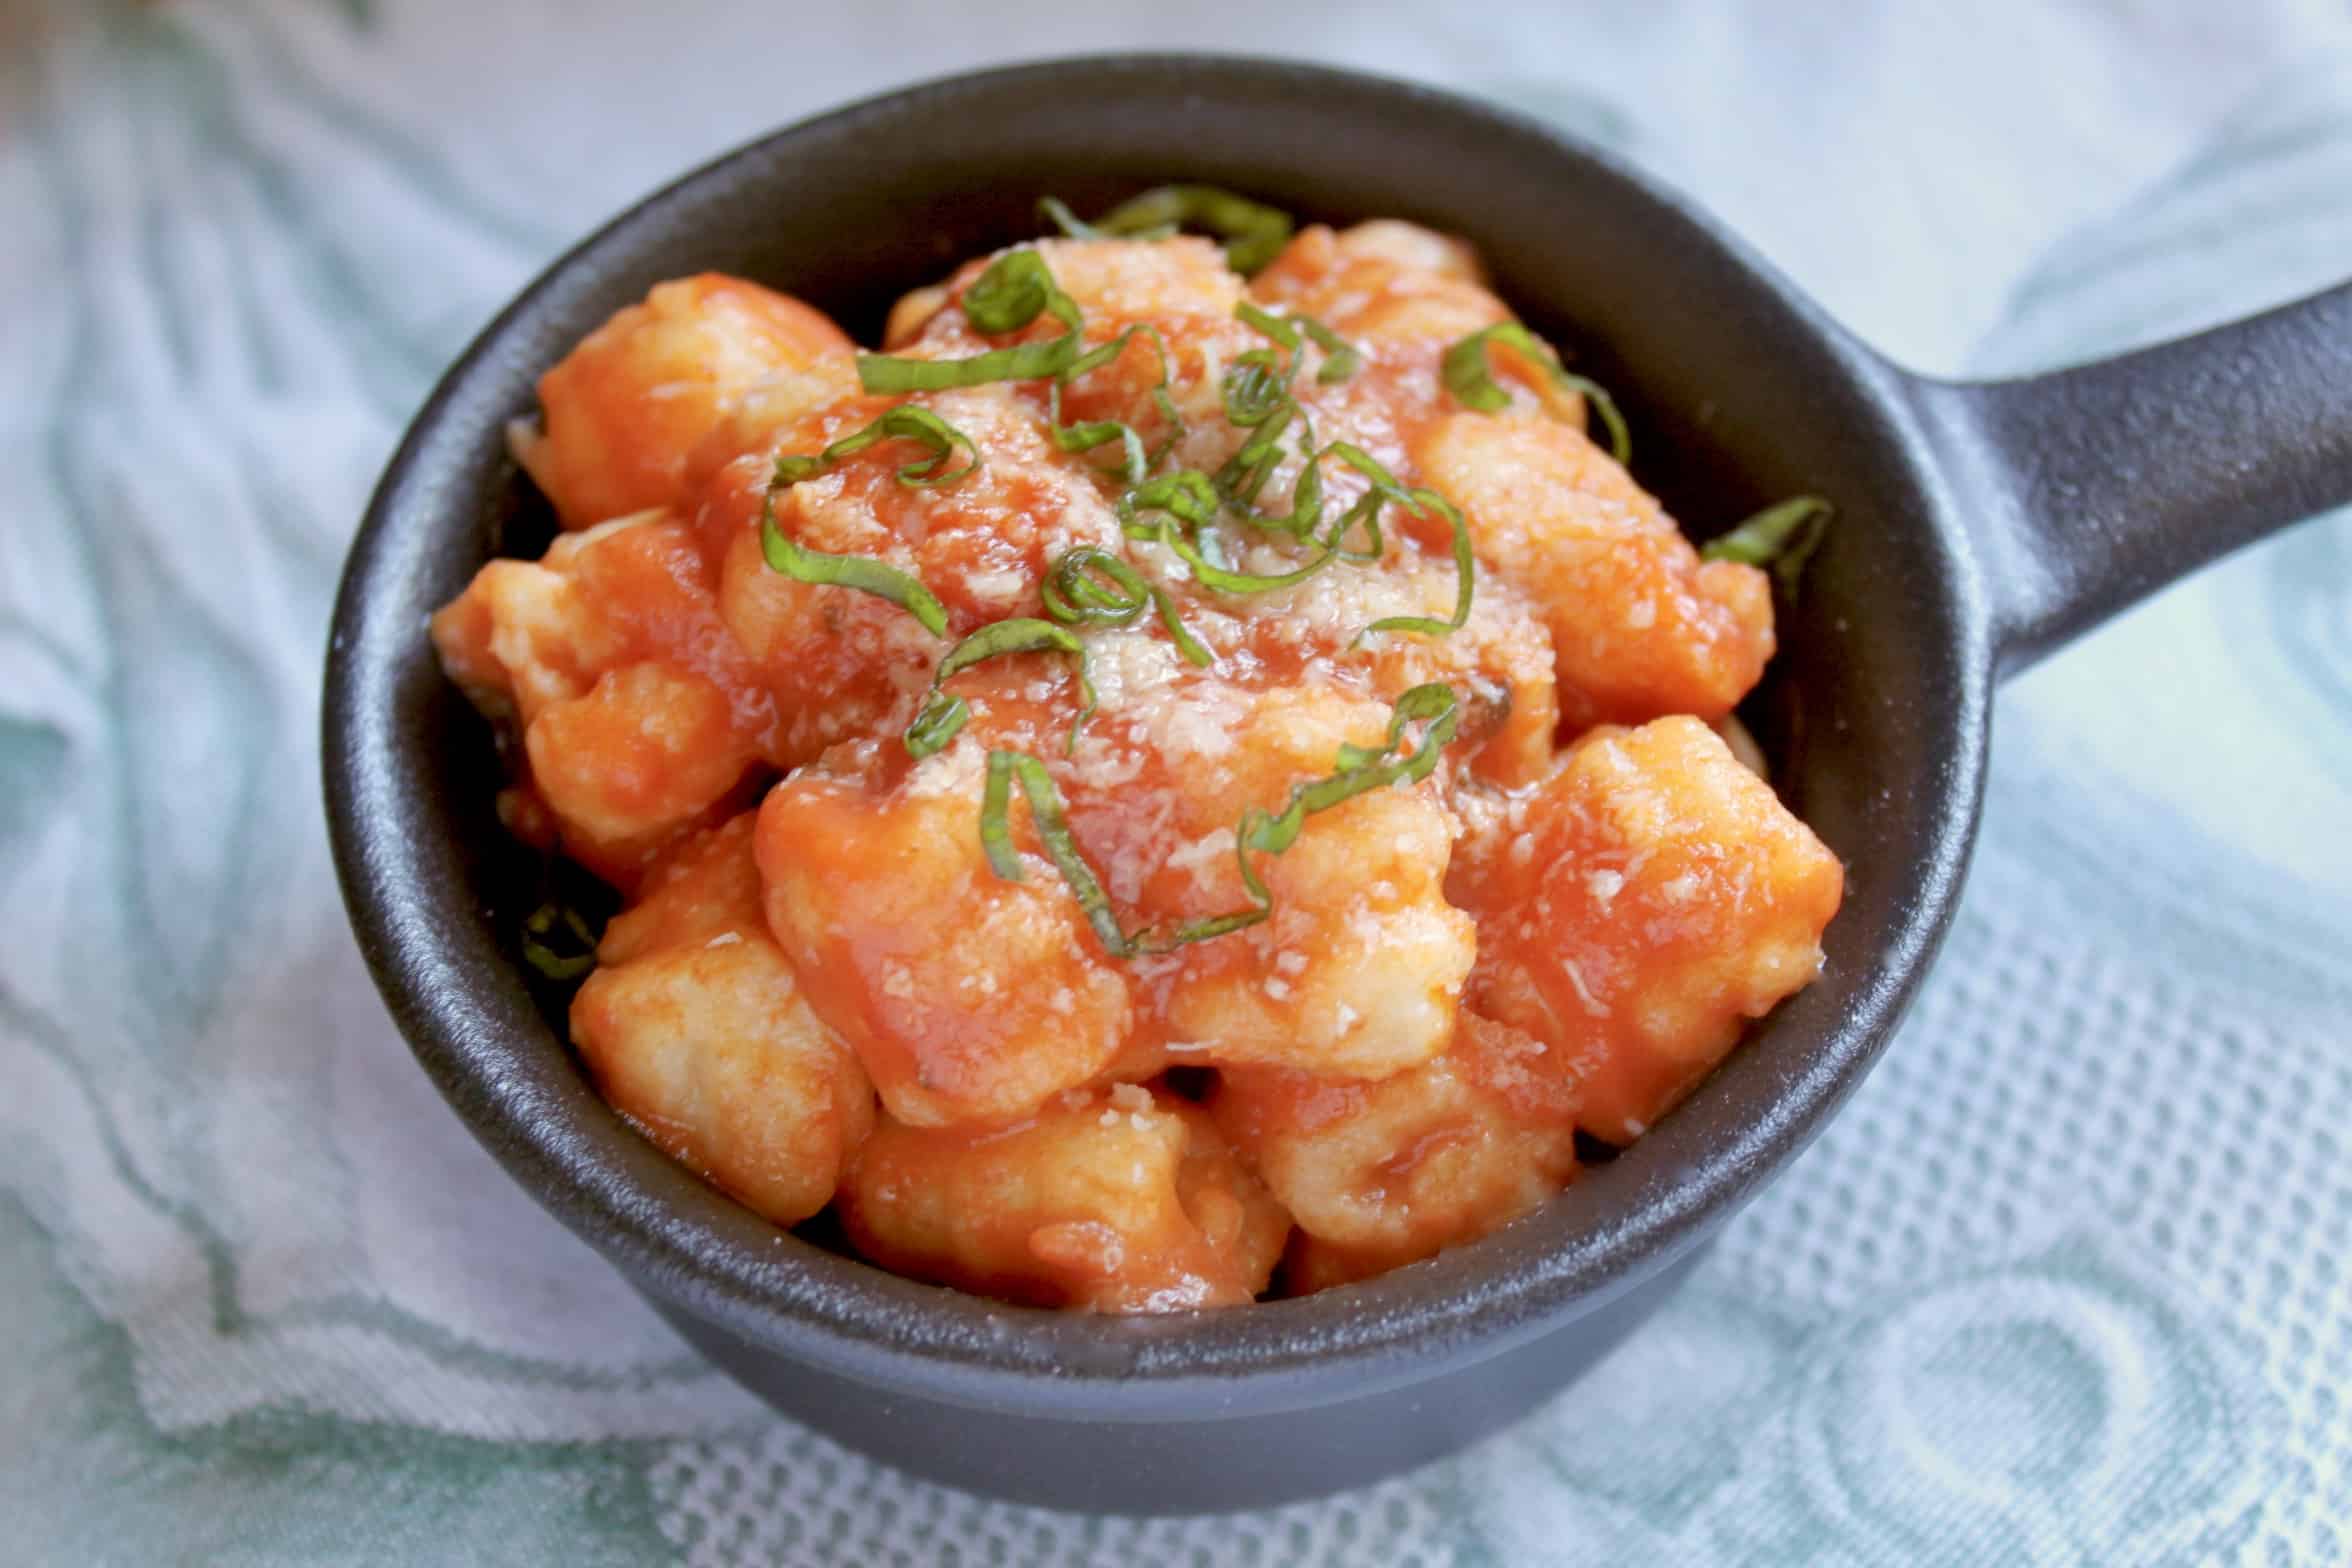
[3,3,2347,1561]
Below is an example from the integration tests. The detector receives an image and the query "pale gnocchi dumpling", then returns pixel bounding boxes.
[1214,1009,1582,1290]
[1457,716,1843,1144]
[571,816,874,1226]
[840,1083,1288,1311]
[1415,413,1775,729]
[430,509,771,887]
[518,273,857,528]
[755,733,1137,1130]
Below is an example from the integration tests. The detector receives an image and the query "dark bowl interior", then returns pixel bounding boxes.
[325,55,1992,1421]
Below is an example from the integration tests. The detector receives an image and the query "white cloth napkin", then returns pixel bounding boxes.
[3,2,2347,1561]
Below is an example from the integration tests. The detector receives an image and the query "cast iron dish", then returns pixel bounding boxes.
[322,56,2352,1513]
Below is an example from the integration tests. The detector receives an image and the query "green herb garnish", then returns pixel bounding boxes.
[857,249,1084,393]
[977,684,1461,958]
[1049,323,1184,486]
[1235,301,1302,353]
[1362,490,1475,640]
[905,618,1097,759]
[1440,321,1631,464]
[1037,195,1101,240]
[1091,184,1295,275]
[1121,469,1340,595]
[1700,496,1832,594]
[772,404,980,489]
[1236,301,1359,385]
[760,476,950,638]
[1221,350,1293,428]
[1139,682,1464,949]
[979,748,1132,957]
[1299,315,1362,382]
[1312,442,1415,558]
[1041,546,1212,667]
[521,902,599,982]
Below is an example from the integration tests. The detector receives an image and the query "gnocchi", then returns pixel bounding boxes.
[433,197,1842,1311]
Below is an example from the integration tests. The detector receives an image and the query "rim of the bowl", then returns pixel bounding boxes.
[325,51,1993,1418]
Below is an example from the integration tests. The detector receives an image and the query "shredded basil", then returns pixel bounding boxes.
[1135,683,1464,950]
[978,748,1132,956]
[1440,321,1631,464]
[772,404,980,489]
[760,494,949,638]
[1117,469,1221,541]
[1217,398,1309,513]
[1037,195,1100,240]
[1091,184,1295,275]
[1042,546,1151,624]
[1701,496,1832,594]
[1220,349,1292,428]
[904,618,1096,759]
[963,247,1080,335]
[857,249,1084,393]
[1299,314,1362,383]
[1362,489,1475,640]
[1121,469,1339,595]
[1313,442,1415,556]
[521,902,599,982]
[979,685,1461,959]
[902,693,971,760]
[1049,323,1184,485]
[1040,547,1212,667]
[1235,301,1302,353]
[1237,301,1359,385]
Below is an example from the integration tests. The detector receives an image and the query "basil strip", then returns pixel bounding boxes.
[980,749,1133,956]
[1228,302,1305,424]
[1122,469,1337,594]
[1220,349,1291,427]
[1235,301,1302,353]
[1314,442,1414,554]
[1050,323,1184,485]
[1167,526,1337,594]
[980,687,1462,959]
[902,694,970,760]
[1041,547,1213,667]
[1240,301,1359,385]
[1701,496,1832,594]
[905,618,1097,759]
[963,247,1081,335]
[1298,315,1362,383]
[1440,322,1632,464]
[521,902,599,982]
[1037,195,1100,239]
[1363,489,1475,639]
[978,749,1023,881]
[760,494,949,638]
[1091,184,1295,275]
[773,404,981,489]
[1217,400,1314,512]
[856,249,1084,392]
[1042,546,1151,624]
[1118,469,1220,539]
[1248,681,1460,850]
[1134,683,1463,951]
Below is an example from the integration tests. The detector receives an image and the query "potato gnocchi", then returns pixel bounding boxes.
[432,195,1843,1311]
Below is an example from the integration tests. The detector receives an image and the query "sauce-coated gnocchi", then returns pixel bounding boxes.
[434,199,1842,1311]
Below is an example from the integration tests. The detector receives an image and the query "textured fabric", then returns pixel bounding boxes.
[3,2,2348,1561]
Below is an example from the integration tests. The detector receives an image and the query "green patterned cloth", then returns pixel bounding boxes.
[5,4,2349,1561]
